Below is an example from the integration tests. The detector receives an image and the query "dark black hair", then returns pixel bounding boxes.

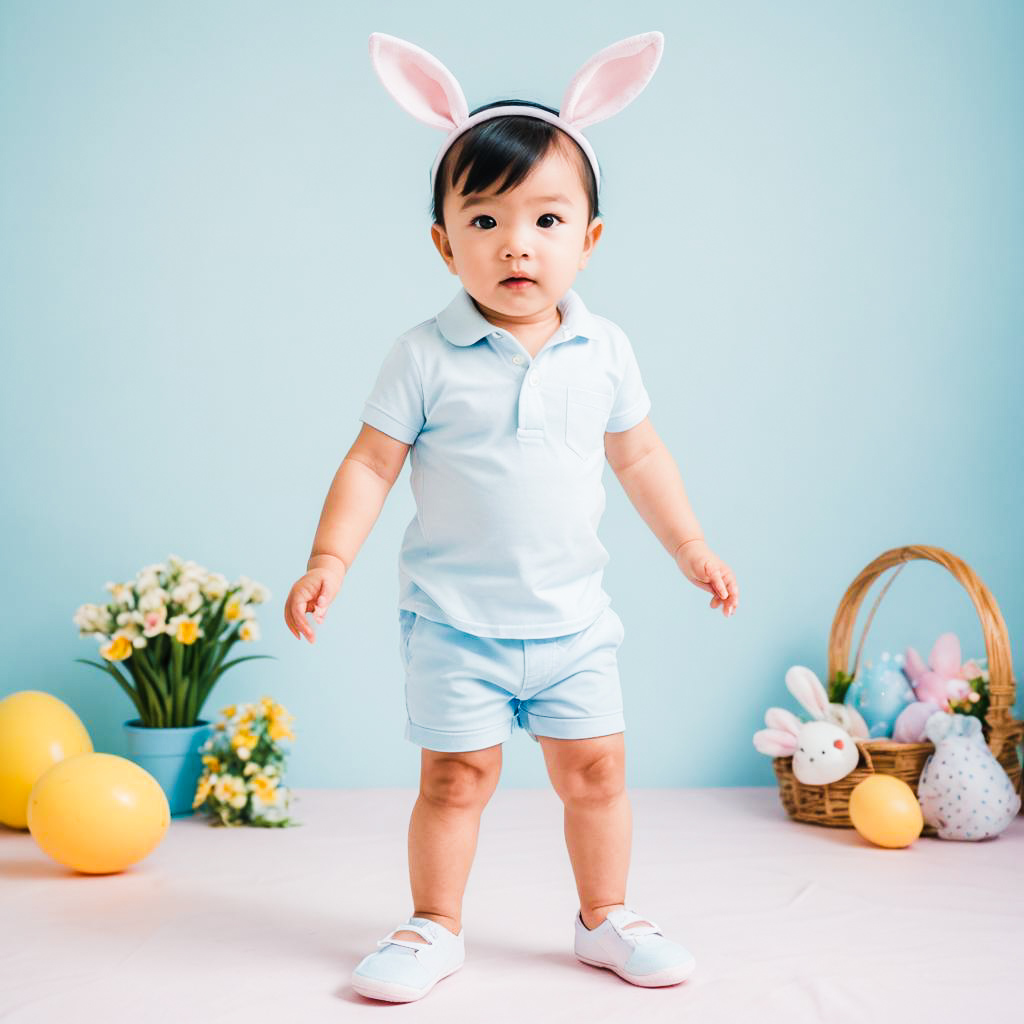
[430,99,601,228]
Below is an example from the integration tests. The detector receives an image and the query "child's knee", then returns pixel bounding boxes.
[420,748,501,807]
[556,750,626,806]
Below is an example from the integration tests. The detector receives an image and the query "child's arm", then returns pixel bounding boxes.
[605,417,739,617]
[285,424,411,642]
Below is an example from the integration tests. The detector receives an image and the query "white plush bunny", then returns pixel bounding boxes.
[785,665,870,740]
[753,707,861,785]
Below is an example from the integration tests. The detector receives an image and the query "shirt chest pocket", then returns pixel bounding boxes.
[565,385,614,460]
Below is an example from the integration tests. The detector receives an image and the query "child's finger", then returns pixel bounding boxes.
[725,575,739,615]
[701,560,727,598]
[290,594,314,642]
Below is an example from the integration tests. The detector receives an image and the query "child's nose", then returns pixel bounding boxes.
[500,231,534,258]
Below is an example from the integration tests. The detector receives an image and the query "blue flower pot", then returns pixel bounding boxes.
[123,719,214,817]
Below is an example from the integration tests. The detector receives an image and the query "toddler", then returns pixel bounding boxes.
[285,30,738,1003]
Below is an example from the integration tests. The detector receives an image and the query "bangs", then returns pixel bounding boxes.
[448,115,558,201]
[431,100,599,226]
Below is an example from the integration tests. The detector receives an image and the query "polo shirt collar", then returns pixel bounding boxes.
[436,285,602,348]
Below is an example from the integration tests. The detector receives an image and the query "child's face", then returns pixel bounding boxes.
[431,140,603,324]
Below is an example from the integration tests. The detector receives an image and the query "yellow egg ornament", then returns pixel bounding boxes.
[0,690,94,829]
[849,774,924,848]
[27,752,170,874]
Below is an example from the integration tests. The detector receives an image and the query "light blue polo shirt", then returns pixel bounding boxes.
[359,285,652,639]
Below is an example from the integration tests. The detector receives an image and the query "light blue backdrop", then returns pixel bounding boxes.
[2,1,1021,788]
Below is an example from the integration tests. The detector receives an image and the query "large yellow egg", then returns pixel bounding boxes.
[27,752,170,874]
[0,690,93,829]
[849,774,924,848]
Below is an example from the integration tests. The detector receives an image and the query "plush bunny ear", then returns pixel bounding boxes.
[368,32,469,132]
[764,707,803,735]
[559,31,664,130]
[784,666,831,721]
[836,705,871,740]
[929,632,962,678]
[904,646,927,681]
[753,728,798,757]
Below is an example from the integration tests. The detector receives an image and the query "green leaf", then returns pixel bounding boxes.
[74,657,145,719]
[124,655,159,725]
[195,654,276,717]
[199,622,243,695]
[219,655,277,670]
[130,647,172,724]
[171,638,185,726]
[828,669,855,704]
[200,588,238,675]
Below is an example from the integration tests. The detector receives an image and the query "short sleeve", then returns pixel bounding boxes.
[605,330,651,433]
[359,337,425,444]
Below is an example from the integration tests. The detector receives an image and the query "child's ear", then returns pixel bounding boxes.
[430,223,458,274]
[579,217,603,268]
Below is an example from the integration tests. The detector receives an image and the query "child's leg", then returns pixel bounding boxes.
[391,743,503,943]
[539,733,652,931]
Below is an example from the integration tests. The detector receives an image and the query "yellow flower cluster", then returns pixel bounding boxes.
[213,697,295,746]
[193,697,296,826]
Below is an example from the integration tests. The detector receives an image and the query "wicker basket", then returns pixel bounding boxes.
[772,544,1024,836]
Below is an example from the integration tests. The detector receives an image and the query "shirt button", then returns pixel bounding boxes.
[529,372,541,386]
[512,354,524,365]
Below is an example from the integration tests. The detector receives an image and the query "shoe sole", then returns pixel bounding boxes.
[351,960,464,1003]
[575,951,696,987]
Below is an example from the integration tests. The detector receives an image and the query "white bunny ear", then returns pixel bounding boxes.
[785,666,831,721]
[753,728,798,757]
[368,32,469,132]
[560,31,664,130]
[835,705,871,740]
[764,707,803,736]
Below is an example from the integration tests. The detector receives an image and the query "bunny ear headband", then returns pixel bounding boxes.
[367,30,665,194]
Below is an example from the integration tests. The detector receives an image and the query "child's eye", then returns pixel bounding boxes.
[469,214,563,229]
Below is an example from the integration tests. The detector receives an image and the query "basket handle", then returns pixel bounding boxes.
[826,545,1017,755]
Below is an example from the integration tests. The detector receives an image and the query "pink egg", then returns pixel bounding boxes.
[892,700,941,743]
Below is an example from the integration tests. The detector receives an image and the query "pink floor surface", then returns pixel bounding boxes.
[2,787,1022,1022]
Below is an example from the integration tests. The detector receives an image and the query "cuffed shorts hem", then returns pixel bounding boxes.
[523,709,626,740]
[404,718,514,753]
[403,710,626,752]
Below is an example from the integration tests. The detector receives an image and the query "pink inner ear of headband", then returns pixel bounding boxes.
[368,31,665,193]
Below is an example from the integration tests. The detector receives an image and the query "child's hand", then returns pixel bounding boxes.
[285,567,344,643]
[674,539,739,617]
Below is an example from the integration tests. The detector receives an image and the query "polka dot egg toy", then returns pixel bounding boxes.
[917,712,1021,840]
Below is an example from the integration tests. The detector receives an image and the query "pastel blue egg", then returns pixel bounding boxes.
[844,652,916,738]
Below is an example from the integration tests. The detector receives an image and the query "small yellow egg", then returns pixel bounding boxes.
[849,774,924,848]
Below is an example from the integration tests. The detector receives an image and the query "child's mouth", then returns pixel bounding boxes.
[500,277,535,290]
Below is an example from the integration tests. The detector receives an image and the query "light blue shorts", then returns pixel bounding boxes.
[398,605,626,752]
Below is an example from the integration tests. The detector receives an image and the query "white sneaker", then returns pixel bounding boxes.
[351,916,465,1002]
[574,906,696,987]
